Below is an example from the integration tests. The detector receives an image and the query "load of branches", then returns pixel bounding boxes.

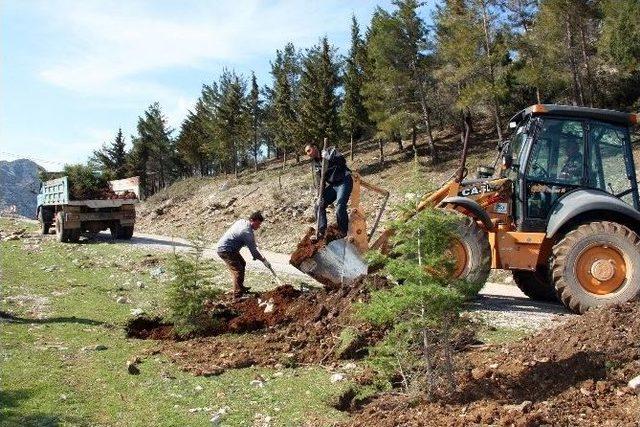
[40,165,136,200]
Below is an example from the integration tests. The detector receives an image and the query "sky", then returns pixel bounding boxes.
[1,0,432,171]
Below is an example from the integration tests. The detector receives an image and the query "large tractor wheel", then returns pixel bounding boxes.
[119,225,134,240]
[513,267,558,302]
[551,221,640,314]
[448,215,491,286]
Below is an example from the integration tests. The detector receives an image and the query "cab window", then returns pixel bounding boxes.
[587,121,634,205]
[525,118,585,219]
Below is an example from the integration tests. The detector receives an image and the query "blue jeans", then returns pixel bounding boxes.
[317,174,353,235]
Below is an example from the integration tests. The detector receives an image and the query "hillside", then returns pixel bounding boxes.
[137,130,499,253]
[0,159,43,218]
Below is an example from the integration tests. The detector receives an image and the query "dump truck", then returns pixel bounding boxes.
[293,104,640,314]
[36,176,140,243]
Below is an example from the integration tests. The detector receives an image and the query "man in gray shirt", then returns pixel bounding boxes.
[217,211,271,298]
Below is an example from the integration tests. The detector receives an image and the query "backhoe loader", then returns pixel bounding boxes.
[292,104,640,314]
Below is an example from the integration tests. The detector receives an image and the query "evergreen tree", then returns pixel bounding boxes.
[91,128,128,179]
[341,16,370,160]
[216,69,250,176]
[129,102,175,195]
[299,37,342,148]
[249,72,263,171]
[364,1,438,160]
[269,43,301,166]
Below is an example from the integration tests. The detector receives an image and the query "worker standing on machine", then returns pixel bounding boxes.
[305,144,353,239]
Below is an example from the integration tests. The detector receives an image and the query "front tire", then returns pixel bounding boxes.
[38,210,50,235]
[551,221,640,313]
[449,215,491,286]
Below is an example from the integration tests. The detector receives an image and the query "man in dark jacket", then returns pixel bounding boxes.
[305,144,353,238]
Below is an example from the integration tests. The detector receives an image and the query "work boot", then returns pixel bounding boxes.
[234,285,252,300]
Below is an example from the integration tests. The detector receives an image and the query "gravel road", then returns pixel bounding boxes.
[96,231,576,330]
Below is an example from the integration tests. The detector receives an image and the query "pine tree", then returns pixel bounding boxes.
[341,16,370,161]
[249,72,263,171]
[216,69,250,177]
[269,44,301,166]
[129,102,175,195]
[299,37,342,148]
[91,128,128,179]
[363,1,438,160]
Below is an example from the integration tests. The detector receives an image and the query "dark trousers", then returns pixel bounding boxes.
[317,174,353,235]
[217,251,246,294]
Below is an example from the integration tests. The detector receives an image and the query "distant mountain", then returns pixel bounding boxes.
[0,159,44,218]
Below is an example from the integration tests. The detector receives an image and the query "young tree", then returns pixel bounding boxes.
[299,36,342,148]
[341,16,370,161]
[90,128,128,179]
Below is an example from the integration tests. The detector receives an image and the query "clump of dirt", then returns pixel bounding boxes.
[289,225,343,267]
[346,302,640,426]
[131,276,391,374]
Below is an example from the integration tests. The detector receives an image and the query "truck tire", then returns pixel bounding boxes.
[119,226,134,240]
[551,221,640,314]
[55,213,70,243]
[513,268,558,302]
[110,224,134,240]
[38,210,50,235]
[449,215,491,286]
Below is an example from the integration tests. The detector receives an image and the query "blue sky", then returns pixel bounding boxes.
[1,0,432,171]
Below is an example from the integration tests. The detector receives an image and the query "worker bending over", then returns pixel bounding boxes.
[217,211,271,299]
[305,144,353,238]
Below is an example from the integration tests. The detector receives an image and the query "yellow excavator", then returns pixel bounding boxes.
[292,104,640,314]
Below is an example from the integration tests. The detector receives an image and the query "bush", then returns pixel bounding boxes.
[166,235,223,337]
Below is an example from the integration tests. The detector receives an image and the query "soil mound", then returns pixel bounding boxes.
[347,302,640,426]
[131,276,390,375]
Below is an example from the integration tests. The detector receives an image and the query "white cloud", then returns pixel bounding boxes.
[37,0,359,96]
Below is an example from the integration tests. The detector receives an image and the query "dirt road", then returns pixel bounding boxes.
[96,231,575,330]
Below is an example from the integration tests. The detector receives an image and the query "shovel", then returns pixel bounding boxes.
[265,262,285,286]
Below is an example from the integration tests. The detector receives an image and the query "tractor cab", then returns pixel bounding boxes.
[504,104,640,232]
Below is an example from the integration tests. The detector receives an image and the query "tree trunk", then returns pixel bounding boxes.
[395,134,403,151]
[378,139,385,165]
[282,149,287,170]
[480,1,503,141]
[350,131,354,162]
[579,24,595,108]
[565,18,584,106]
[535,87,541,104]
[411,126,418,164]
[417,88,437,162]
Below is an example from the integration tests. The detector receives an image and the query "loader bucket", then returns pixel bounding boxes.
[291,234,368,288]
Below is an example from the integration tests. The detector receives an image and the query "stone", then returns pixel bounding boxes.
[628,374,640,390]
[330,373,345,383]
[130,308,144,317]
[250,379,264,387]
[343,362,357,370]
[136,281,145,289]
[116,296,128,304]
[127,361,140,375]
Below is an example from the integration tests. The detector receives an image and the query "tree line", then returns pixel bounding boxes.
[90,0,640,197]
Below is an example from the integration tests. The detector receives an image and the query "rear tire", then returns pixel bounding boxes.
[513,267,557,302]
[38,210,50,235]
[551,221,640,313]
[119,226,134,240]
[449,215,491,286]
[55,213,69,243]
